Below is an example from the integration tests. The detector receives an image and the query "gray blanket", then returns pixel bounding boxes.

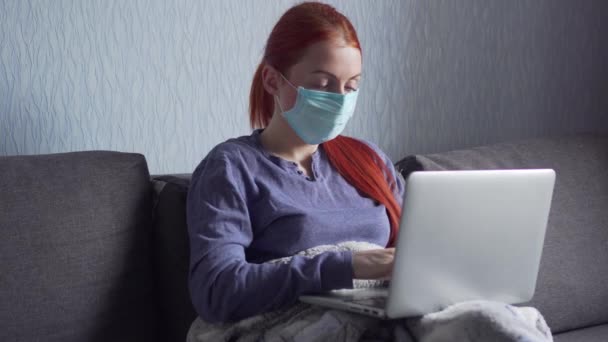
[187,242,553,342]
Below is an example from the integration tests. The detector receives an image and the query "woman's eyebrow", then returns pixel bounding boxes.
[311,70,361,80]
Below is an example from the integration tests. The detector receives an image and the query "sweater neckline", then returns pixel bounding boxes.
[251,129,322,181]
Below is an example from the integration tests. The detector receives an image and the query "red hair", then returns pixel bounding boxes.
[249,2,401,247]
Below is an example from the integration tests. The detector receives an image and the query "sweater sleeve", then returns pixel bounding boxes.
[186,155,354,323]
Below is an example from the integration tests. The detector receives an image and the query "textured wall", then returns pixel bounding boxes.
[1,0,607,174]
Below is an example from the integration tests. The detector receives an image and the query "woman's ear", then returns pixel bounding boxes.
[261,64,280,96]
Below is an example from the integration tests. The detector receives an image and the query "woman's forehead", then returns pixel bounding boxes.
[291,40,362,79]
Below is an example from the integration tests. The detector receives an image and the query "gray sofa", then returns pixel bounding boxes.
[1,131,606,342]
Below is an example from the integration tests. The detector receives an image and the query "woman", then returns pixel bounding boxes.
[186,1,403,324]
[186,4,555,341]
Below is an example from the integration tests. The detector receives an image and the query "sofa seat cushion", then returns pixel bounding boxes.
[0,151,157,342]
[554,324,608,342]
[395,131,608,334]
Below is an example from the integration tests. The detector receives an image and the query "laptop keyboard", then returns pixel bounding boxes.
[328,289,389,308]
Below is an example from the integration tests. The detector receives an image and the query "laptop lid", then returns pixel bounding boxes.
[386,169,555,318]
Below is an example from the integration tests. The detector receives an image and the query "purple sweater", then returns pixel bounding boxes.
[186,129,404,323]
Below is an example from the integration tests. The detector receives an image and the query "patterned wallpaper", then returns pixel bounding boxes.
[1,0,607,174]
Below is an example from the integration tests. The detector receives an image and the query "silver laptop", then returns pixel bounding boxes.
[300,168,556,319]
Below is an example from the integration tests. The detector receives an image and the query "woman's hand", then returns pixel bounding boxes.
[352,248,395,280]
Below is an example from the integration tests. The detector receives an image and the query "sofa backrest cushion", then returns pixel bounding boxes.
[0,151,157,342]
[150,175,196,342]
[395,131,608,333]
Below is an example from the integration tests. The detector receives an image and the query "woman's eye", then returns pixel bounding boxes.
[309,84,328,91]
[309,79,330,90]
[347,81,359,92]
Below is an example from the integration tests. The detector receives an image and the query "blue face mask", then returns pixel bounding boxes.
[275,73,359,145]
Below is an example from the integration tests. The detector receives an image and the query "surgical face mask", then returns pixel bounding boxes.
[275,72,359,145]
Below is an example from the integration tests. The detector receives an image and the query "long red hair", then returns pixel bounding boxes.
[249,2,401,247]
